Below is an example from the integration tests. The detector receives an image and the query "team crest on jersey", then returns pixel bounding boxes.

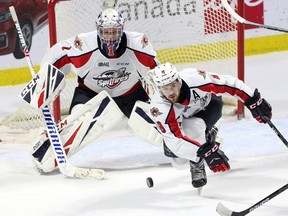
[141,35,149,49]
[93,67,131,89]
[150,107,162,117]
[198,70,206,79]
[74,36,83,50]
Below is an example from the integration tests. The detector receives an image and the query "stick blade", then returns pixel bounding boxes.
[216,202,234,216]
[73,168,105,180]
[62,164,105,180]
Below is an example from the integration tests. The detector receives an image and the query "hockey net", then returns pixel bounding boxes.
[0,0,243,139]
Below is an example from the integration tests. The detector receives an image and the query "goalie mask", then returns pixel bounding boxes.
[96,8,124,57]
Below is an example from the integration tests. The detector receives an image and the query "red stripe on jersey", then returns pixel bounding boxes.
[198,84,250,101]
[54,52,93,70]
[70,52,93,68]
[182,136,201,147]
[166,107,182,138]
[54,55,71,69]
[166,106,201,147]
[133,50,157,69]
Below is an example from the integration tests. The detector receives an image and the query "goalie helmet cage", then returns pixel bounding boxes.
[0,0,244,133]
[48,0,245,122]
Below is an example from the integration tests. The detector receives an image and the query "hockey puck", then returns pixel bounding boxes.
[146,177,154,188]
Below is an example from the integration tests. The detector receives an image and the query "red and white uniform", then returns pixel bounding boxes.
[149,68,254,162]
[41,31,158,97]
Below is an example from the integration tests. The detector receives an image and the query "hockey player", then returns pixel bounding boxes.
[31,8,159,173]
[42,8,158,117]
[147,62,272,188]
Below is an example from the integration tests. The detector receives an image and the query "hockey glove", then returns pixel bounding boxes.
[244,89,272,123]
[197,142,230,173]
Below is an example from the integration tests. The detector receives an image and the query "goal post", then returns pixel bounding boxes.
[47,0,64,122]
[237,0,245,119]
[0,0,245,133]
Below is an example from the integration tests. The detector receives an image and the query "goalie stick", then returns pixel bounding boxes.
[9,6,104,180]
[221,0,288,33]
[216,183,288,216]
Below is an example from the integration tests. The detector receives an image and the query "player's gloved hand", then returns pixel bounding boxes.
[197,142,230,173]
[244,89,272,123]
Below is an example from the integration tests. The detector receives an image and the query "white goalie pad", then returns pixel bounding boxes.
[31,90,124,173]
[127,101,163,147]
[19,62,66,109]
[60,91,124,153]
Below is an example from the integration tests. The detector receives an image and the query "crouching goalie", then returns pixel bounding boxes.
[20,63,124,173]
[26,62,162,174]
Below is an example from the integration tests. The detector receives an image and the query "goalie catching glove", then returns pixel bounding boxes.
[197,142,230,173]
[244,89,272,123]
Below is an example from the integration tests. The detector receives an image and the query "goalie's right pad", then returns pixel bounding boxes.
[30,91,124,173]
[19,63,66,109]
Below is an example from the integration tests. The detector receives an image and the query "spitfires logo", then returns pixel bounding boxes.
[93,67,130,89]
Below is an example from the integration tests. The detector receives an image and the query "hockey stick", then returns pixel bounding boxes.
[262,116,288,147]
[9,6,104,179]
[216,183,288,216]
[216,116,288,215]
[221,0,288,33]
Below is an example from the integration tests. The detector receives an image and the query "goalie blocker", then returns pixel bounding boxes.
[20,63,66,109]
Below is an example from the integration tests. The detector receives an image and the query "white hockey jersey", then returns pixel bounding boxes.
[149,68,254,161]
[41,31,158,97]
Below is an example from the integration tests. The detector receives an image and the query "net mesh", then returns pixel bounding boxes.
[0,0,239,132]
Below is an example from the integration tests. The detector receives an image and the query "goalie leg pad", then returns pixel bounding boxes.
[30,132,55,173]
[31,91,124,173]
[127,101,163,147]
